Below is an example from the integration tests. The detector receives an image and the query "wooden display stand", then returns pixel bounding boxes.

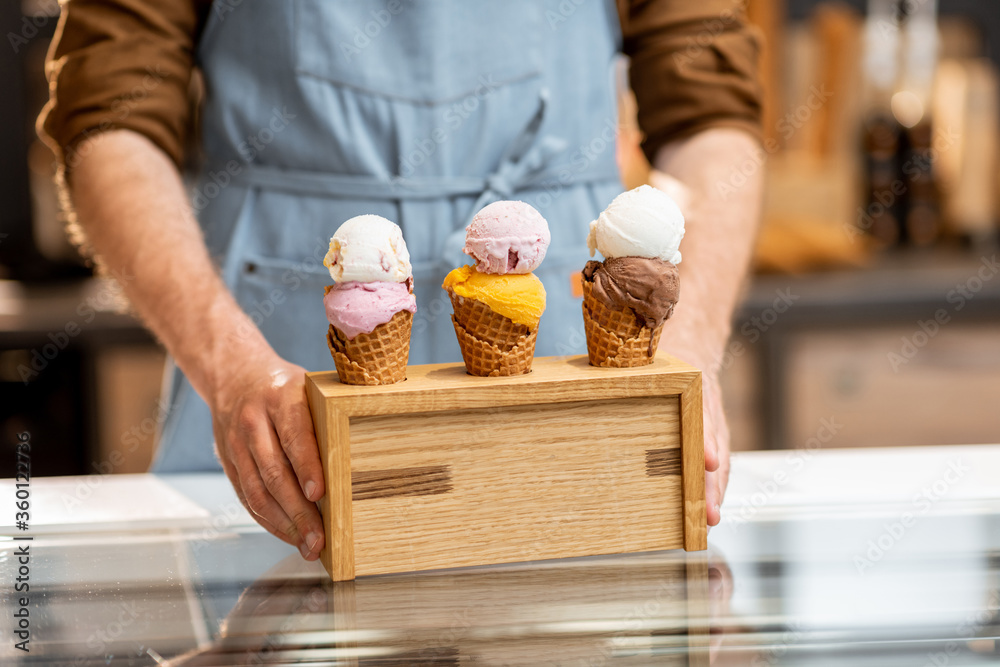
[305,354,706,582]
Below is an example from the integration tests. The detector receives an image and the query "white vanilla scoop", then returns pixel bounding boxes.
[587,185,685,264]
[323,215,412,283]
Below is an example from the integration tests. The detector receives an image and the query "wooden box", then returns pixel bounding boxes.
[305,354,706,582]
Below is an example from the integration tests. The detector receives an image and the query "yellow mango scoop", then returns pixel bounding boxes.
[442,265,546,329]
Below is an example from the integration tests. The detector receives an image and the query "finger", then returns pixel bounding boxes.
[704,422,720,472]
[248,415,325,560]
[717,452,731,509]
[702,384,721,473]
[705,470,722,526]
[217,439,294,544]
[228,409,302,547]
[271,394,325,503]
[237,451,302,548]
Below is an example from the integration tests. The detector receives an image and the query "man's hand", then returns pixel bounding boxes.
[210,350,327,560]
[68,130,327,558]
[701,372,731,527]
[654,128,765,526]
[661,343,731,527]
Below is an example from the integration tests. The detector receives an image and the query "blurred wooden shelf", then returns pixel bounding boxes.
[741,247,1000,326]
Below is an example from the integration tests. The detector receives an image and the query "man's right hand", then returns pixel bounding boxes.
[67,130,327,560]
[210,349,327,560]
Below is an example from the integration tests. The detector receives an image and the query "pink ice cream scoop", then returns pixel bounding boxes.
[324,281,416,340]
[463,200,551,275]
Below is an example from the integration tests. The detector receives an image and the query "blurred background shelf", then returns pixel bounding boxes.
[725,247,1000,453]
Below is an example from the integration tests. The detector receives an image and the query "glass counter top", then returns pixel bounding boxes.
[2,444,998,666]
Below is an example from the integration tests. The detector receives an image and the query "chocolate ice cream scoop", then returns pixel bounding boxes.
[582,257,680,330]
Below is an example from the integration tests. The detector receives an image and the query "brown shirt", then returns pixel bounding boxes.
[39,0,762,170]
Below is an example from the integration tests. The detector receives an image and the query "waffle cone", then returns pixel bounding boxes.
[447,291,536,376]
[448,292,529,351]
[581,280,663,367]
[326,309,412,385]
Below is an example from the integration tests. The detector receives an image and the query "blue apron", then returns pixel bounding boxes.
[153,0,624,472]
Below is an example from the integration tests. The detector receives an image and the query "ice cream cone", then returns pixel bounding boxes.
[448,292,529,351]
[326,309,413,385]
[581,281,663,367]
[442,201,549,376]
[448,292,536,376]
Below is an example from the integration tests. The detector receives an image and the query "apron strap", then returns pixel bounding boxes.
[225,165,487,200]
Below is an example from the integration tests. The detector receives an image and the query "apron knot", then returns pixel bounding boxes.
[485,172,514,200]
[467,89,568,211]
[443,90,567,269]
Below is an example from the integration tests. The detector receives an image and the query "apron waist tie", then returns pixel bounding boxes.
[217,91,617,201]
[211,91,619,271]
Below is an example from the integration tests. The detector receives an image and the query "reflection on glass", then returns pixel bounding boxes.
[4,508,998,666]
[164,549,728,666]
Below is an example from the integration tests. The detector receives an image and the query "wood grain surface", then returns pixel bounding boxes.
[645,447,683,477]
[349,396,683,576]
[351,465,453,501]
[307,381,354,581]
[680,373,707,551]
[308,354,700,416]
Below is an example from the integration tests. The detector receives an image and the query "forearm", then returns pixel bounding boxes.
[68,129,326,554]
[652,128,764,371]
[67,129,272,401]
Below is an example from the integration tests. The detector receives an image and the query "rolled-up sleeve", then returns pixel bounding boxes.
[621,0,763,162]
[38,0,207,170]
